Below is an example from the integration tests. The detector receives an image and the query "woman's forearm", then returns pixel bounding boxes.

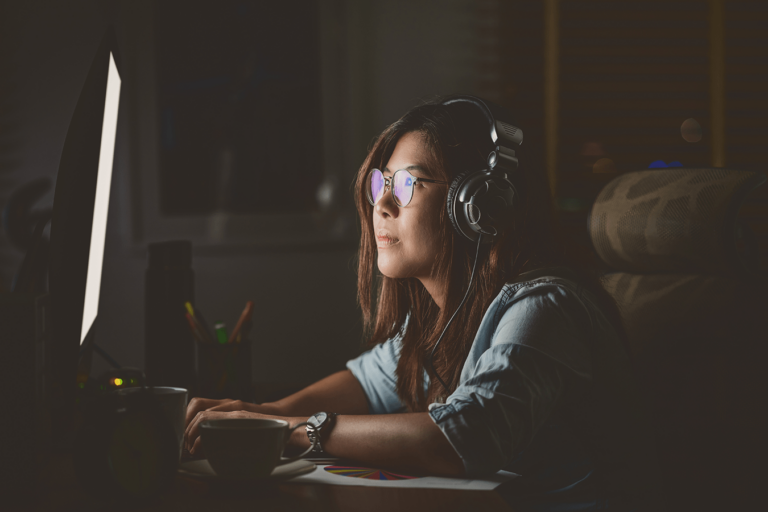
[263,369,370,417]
[287,412,465,477]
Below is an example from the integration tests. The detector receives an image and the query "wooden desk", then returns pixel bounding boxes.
[25,453,514,512]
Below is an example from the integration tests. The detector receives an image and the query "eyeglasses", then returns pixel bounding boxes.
[365,168,447,207]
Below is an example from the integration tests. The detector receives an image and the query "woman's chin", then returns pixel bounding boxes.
[377,258,406,279]
[377,265,398,279]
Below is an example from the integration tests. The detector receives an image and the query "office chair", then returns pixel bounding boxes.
[588,167,768,510]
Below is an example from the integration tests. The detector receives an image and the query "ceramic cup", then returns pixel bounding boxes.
[118,386,188,461]
[199,418,315,478]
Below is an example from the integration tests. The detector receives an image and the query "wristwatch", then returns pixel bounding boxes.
[306,412,337,452]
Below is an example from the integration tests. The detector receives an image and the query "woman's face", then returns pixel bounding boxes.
[373,131,447,286]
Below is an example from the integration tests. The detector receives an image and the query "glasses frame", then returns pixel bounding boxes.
[366,168,448,207]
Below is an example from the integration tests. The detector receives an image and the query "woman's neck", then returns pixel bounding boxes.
[418,276,446,310]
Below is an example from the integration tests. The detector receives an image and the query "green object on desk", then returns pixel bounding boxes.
[214,322,228,345]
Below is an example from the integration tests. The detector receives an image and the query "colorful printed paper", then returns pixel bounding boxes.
[324,465,419,480]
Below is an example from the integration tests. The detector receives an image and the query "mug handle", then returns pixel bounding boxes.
[277,421,318,465]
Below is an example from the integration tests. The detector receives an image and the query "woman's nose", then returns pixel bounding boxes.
[375,186,398,218]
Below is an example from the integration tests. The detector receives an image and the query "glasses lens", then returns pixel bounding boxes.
[367,169,385,205]
[393,171,414,206]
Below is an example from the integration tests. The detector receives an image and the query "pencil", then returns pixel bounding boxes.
[228,301,254,344]
[185,301,215,343]
[184,313,206,344]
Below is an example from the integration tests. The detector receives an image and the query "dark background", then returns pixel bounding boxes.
[155,0,324,215]
[1,0,766,396]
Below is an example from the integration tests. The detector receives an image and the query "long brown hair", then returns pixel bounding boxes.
[355,99,623,412]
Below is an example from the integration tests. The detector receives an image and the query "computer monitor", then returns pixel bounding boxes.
[48,28,121,436]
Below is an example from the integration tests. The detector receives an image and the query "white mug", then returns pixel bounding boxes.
[118,386,188,461]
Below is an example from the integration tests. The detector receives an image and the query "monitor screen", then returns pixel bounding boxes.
[80,52,120,345]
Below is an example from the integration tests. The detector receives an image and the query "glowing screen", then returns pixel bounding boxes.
[80,52,121,345]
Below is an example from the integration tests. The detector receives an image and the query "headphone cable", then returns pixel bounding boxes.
[428,234,484,397]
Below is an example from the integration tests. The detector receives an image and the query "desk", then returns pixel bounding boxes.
[27,453,514,512]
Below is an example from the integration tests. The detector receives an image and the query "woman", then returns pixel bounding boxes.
[184,97,661,509]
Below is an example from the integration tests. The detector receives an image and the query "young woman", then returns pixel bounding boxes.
[184,97,661,509]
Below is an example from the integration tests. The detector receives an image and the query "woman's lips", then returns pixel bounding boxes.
[376,235,400,248]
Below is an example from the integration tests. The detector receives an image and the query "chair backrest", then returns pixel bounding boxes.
[587,167,767,510]
[589,167,764,278]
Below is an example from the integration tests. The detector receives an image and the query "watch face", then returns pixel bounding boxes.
[309,412,328,428]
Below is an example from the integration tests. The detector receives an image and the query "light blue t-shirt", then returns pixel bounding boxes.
[347,268,662,510]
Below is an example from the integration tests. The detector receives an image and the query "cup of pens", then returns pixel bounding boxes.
[185,301,254,401]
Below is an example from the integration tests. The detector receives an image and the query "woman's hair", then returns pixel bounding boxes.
[354,98,624,411]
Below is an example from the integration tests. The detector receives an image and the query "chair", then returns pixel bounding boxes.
[587,167,768,511]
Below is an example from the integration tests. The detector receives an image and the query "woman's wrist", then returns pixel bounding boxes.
[288,416,312,448]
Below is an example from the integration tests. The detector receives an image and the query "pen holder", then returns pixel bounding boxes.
[196,339,252,401]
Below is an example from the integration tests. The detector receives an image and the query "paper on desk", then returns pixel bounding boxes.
[288,464,519,490]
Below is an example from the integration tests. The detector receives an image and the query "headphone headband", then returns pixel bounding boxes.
[439,95,524,243]
[440,95,524,150]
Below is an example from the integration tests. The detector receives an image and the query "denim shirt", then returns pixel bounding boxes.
[347,268,662,510]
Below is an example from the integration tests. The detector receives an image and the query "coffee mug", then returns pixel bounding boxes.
[118,386,188,461]
[199,418,316,478]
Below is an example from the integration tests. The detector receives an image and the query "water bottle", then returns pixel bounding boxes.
[144,241,195,394]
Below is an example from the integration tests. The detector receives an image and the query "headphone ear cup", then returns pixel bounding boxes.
[446,171,465,237]
[447,170,518,242]
[446,171,477,242]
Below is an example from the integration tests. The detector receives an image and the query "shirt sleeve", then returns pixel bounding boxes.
[346,337,407,415]
[428,284,592,478]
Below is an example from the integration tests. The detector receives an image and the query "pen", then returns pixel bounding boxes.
[184,313,207,344]
[228,300,254,344]
[214,322,228,345]
[185,301,214,343]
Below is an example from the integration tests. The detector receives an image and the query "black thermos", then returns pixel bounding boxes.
[144,241,195,393]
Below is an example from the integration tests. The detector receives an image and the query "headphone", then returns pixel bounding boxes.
[427,96,525,397]
[440,95,524,243]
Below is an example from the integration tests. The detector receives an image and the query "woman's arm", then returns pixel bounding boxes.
[184,370,465,476]
[264,369,370,417]
[185,370,369,450]
[286,412,465,477]
[185,408,464,477]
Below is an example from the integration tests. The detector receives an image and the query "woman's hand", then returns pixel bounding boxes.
[184,398,289,454]
[185,409,269,455]
[185,398,266,427]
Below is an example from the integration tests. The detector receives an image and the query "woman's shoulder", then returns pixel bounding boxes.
[481,265,623,360]
[466,266,597,380]
[506,266,584,290]
[488,266,589,322]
